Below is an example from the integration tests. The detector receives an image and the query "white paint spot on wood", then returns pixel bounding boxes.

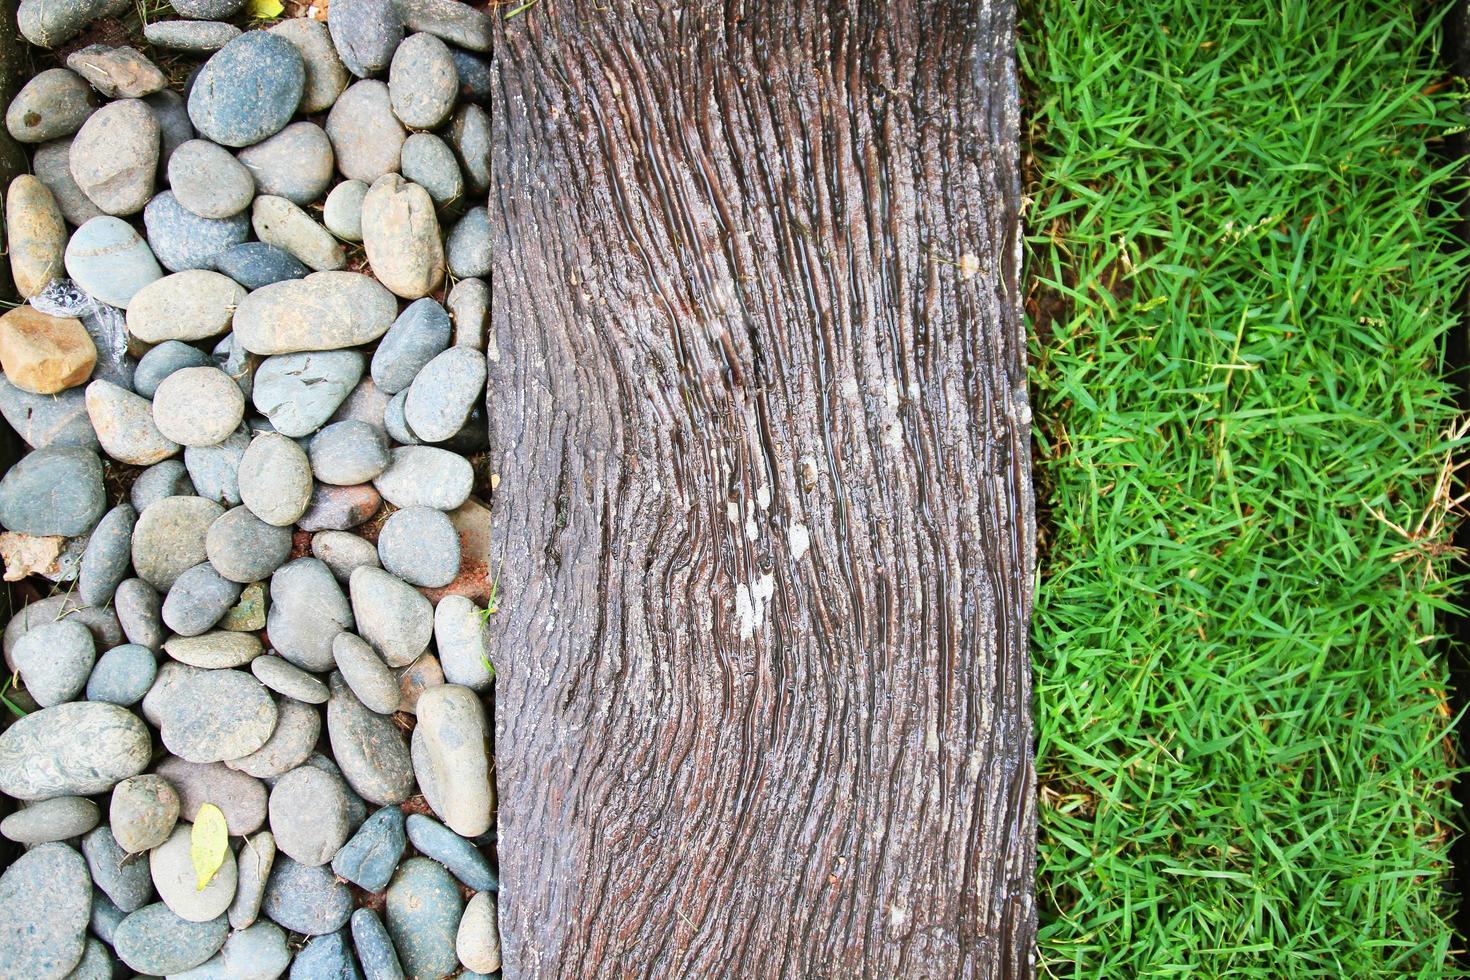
[789,522,810,561]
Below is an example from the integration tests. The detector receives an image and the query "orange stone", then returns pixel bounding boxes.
[0,306,96,394]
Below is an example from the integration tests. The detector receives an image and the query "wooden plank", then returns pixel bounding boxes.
[485,2,1035,975]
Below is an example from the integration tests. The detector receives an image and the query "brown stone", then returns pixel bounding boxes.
[0,306,96,393]
[6,175,66,298]
[295,483,381,532]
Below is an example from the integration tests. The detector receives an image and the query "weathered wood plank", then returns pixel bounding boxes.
[486,1,1035,975]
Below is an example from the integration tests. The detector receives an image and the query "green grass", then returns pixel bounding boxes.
[1023,2,1467,975]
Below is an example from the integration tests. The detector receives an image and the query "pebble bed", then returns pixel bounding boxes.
[0,0,496,977]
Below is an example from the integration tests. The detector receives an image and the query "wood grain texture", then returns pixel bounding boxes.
[486,1,1035,975]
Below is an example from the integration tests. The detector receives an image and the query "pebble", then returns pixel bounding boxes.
[206,504,294,583]
[254,349,366,437]
[5,68,93,143]
[261,855,353,935]
[269,17,348,113]
[7,174,66,298]
[0,444,104,535]
[0,375,96,449]
[220,921,292,980]
[403,345,484,442]
[157,756,268,835]
[405,813,497,892]
[116,577,166,648]
[163,563,244,635]
[388,32,457,130]
[172,0,246,16]
[449,103,490,195]
[153,365,246,446]
[448,277,488,349]
[332,804,405,892]
[329,377,389,432]
[310,419,389,485]
[326,673,414,804]
[0,795,99,844]
[298,752,368,829]
[447,206,490,278]
[152,823,238,921]
[312,529,381,581]
[0,305,95,393]
[229,830,276,929]
[33,137,102,225]
[396,0,491,52]
[85,378,179,465]
[132,494,223,589]
[188,32,305,147]
[63,214,163,308]
[395,652,443,714]
[109,772,180,852]
[297,483,381,531]
[134,339,212,396]
[12,617,94,705]
[323,178,367,241]
[67,936,114,980]
[351,907,404,979]
[128,269,244,344]
[374,446,473,510]
[70,98,159,215]
[144,189,251,272]
[326,81,406,183]
[238,122,334,206]
[385,398,417,450]
[268,763,350,866]
[186,425,250,505]
[3,592,122,665]
[378,506,459,588]
[158,667,278,763]
[113,902,229,975]
[332,630,400,714]
[385,857,462,980]
[412,685,493,837]
[292,929,361,979]
[147,88,196,166]
[82,823,154,909]
[228,695,318,778]
[361,173,443,299]
[239,431,314,525]
[267,557,354,671]
[351,565,433,667]
[165,631,260,670]
[17,0,131,48]
[168,138,255,219]
[399,131,462,207]
[132,459,193,512]
[146,17,241,51]
[252,655,330,703]
[434,594,492,691]
[370,296,449,394]
[66,44,166,99]
[329,0,404,77]
[451,49,491,102]
[86,641,157,705]
[89,889,126,945]
[457,892,501,974]
[141,660,202,725]
[215,241,309,291]
[221,581,265,631]
[0,843,91,978]
[234,271,397,355]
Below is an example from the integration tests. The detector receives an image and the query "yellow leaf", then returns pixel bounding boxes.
[191,804,228,892]
[249,0,285,18]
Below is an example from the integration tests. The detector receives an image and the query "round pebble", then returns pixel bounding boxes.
[156,756,268,835]
[109,772,180,852]
[70,98,159,215]
[322,178,367,241]
[405,812,497,891]
[227,695,318,778]
[134,339,212,397]
[352,908,405,979]
[147,88,195,166]
[309,419,389,485]
[268,17,348,113]
[370,296,450,394]
[0,795,99,844]
[33,137,102,225]
[83,823,154,910]
[185,424,250,505]
[435,594,492,691]
[85,378,180,465]
[173,0,246,16]
[63,214,163,308]
[7,174,67,298]
[350,565,433,667]
[131,458,194,511]
[450,103,490,194]
[297,482,381,532]
[77,502,134,605]
[374,445,472,510]
[158,667,277,763]
[331,804,405,892]
[291,928,357,978]
[251,193,344,271]
[115,577,166,648]
[206,504,294,582]
[261,855,353,936]
[332,631,399,714]
[400,130,462,207]
[326,673,414,804]
[164,631,261,670]
[269,764,350,866]
[152,823,238,921]
[168,138,255,219]
[66,44,166,99]
[388,32,457,129]
[361,173,443,299]
[144,189,251,272]
[326,80,406,183]
[253,349,364,437]
[214,241,308,290]
[162,562,244,635]
[457,892,502,974]
[113,902,228,975]
[237,121,333,206]
[0,444,104,535]
[311,529,380,581]
[86,642,157,705]
[12,617,95,706]
[267,557,354,672]
[329,0,403,78]
[132,494,223,590]
[233,271,397,355]
[5,68,94,143]
[153,365,245,446]
[229,830,276,930]
[378,505,460,588]
[188,32,305,147]
[238,431,313,525]
[145,19,242,52]
[412,685,493,836]
[403,345,485,443]
[0,843,91,977]
[385,857,462,980]
[447,205,491,278]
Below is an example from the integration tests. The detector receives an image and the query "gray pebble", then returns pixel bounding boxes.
[393,652,443,715]
[114,902,228,975]
[434,594,491,691]
[169,138,255,219]
[297,483,382,532]
[309,419,389,486]
[0,444,104,535]
[5,68,93,143]
[395,0,491,52]
[185,424,251,506]
[78,502,135,606]
[326,80,406,183]
[141,660,203,725]
[66,936,115,980]
[83,823,155,910]
[261,855,353,936]
[252,655,330,703]
[267,557,354,672]
[151,822,237,921]
[153,364,245,446]
[329,0,403,77]
[66,44,166,99]
[370,296,449,394]
[291,928,361,979]
[145,18,242,52]
[0,795,99,844]
[12,617,95,706]
[173,0,245,16]
[189,32,306,147]
[0,843,91,977]
[312,529,380,581]
[158,667,277,763]
[360,173,443,299]
[412,685,493,837]
[298,752,368,830]
[448,277,488,350]
[144,189,251,272]
[457,891,501,974]
[70,98,159,215]
[238,430,314,526]
[132,493,224,590]
[331,804,404,892]
[447,205,490,278]
[229,830,276,929]
[3,593,123,667]
[448,103,489,195]
[162,561,243,635]
[377,505,459,588]
[164,630,261,669]
[403,344,484,443]
[326,672,414,804]
[227,694,318,778]
[86,378,180,466]
[233,271,396,355]
[269,764,350,866]
[328,375,389,428]
[135,340,211,397]
[254,349,364,438]
[385,857,462,980]
[373,445,472,510]
[332,630,399,714]
[132,458,194,511]
[384,395,418,454]
[323,178,367,241]
[146,87,196,168]
[0,374,96,449]
[115,577,166,648]
[220,921,291,979]
[206,504,293,583]
[157,755,268,835]
[350,565,433,667]
[238,122,334,206]
[451,48,491,102]
[214,241,309,291]
[251,194,344,272]
[388,32,457,130]
[89,887,125,943]
[405,812,497,891]
[399,131,461,207]
[33,137,102,226]
[269,16,348,113]
[86,642,157,705]
[109,772,180,852]
[351,907,404,980]
[63,214,163,307]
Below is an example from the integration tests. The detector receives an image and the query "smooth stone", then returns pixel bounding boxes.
[158,668,277,763]
[66,45,166,99]
[2,593,122,668]
[268,17,347,113]
[297,483,380,532]
[0,306,94,394]
[249,194,343,272]
[237,431,313,525]
[168,139,255,220]
[267,557,354,672]
[398,131,460,208]
[377,506,458,588]
[252,655,330,704]
[268,764,349,866]
[373,446,472,510]
[83,824,151,912]
[0,374,95,449]
[237,123,332,206]
[447,277,487,350]
[312,530,379,581]
[411,685,493,837]
[327,376,388,428]
[188,32,305,147]
[33,138,101,226]
[448,104,489,195]
[219,580,268,631]
[385,857,462,980]
[206,504,293,583]
[388,32,457,130]
[146,89,195,167]
[156,756,267,835]
[291,929,361,979]
[115,577,166,648]
[186,425,250,506]
[322,179,366,241]
[351,907,403,979]
[132,494,223,589]
[86,642,156,705]
[395,652,443,714]
[134,339,211,396]
[172,0,246,16]
[405,813,496,891]
[13,617,95,706]
[70,99,159,215]
[0,843,90,977]
[394,0,490,51]
[7,174,67,297]
[360,174,443,299]
[229,830,276,930]
[213,333,257,402]
[218,921,291,980]
[457,892,501,974]
[261,856,352,936]
[5,69,93,143]
[214,241,308,291]
[332,631,399,714]
[385,394,420,446]
[403,346,484,443]
[85,379,177,465]
[114,903,228,975]
[75,502,133,606]
[451,48,490,101]
[326,81,406,183]
[309,420,388,486]
[296,752,367,830]
[331,805,404,892]
[325,673,413,804]
[131,458,194,511]
[434,594,491,691]
[233,272,397,355]
[145,19,242,52]
[128,270,245,347]
[65,215,163,307]
[16,0,129,46]
[89,888,125,944]
[446,206,490,278]
[163,563,243,635]
[151,823,237,921]
[370,297,449,394]
[350,565,432,667]
[252,350,363,438]
[153,365,245,446]
[144,190,250,272]
[0,795,99,844]
[109,772,179,852]
[0,445,104,535]
[66,936,113,980]
[227,695,318,778]
[141,660,203,725]
[329,0,403,77]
